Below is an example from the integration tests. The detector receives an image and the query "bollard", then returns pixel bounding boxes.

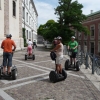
[92,54,95,74]
[81,51,83,65]
[85,53,88,69]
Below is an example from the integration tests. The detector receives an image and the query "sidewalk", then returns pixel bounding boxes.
[64,55,100,91]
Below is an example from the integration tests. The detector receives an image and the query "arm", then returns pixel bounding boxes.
[50,44,61,52]
[1,41,4,49]
[12,41,16,51]
[73,41,78,49]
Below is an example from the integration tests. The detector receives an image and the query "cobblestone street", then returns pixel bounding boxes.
[0,45,100,100]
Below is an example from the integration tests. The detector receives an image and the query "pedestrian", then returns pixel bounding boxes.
[50,36,63,75]
[33,40,37,48]
[1,34,16,75]
[27,39,33,56]
[68,36,78,66]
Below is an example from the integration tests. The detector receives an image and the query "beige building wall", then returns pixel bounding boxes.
[0,0,24,54]
[0,0,4,38]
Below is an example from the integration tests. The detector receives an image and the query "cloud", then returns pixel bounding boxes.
[34,1,58,26]
[77,0,100,15]
[34,0,100,26]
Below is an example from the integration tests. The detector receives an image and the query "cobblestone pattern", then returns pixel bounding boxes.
[0,45,100,100]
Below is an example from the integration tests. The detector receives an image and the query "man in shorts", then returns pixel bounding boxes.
[1,34,16,75]
[68,36,78,66]
[51,36,63,74]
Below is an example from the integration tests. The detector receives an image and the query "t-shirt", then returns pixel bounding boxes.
[27,41,33,46]
[68,41,78,52]
[1,38,16,53]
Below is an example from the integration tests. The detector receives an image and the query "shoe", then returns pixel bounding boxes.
[7,72,11,76]
[58,74,63,77]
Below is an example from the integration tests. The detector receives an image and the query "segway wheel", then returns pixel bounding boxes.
[76,61,80,71]
[65,59,69,70]
[25,55,27,60]
[0,69,1,79]
[62,69,67,79]
[12,69,17,80]
[49,71,58,83]
[32,54,35,60]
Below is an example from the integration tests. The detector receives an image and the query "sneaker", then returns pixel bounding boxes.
[58,74,63,77]
[7,72,11,76]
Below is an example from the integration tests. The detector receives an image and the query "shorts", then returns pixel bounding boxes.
[27,46,32,54]
[56,56,63,64]
[70,52,77,58]
[3,52,12,67]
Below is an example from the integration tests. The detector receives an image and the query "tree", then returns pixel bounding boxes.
[55,0,90,42]
[38,20,59,42]
[37,0,90,44]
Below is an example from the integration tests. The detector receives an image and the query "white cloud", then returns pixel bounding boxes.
[34,0,100,26]
[34,1,57,26]
[77,0,100,15]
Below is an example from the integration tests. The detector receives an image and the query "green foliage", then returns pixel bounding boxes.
[37,0,90,44]
[22,28,27,47]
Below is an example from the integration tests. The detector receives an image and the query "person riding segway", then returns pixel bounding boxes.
[0,34,17,80]
[65,36,80,71]
[49,36,67,83]
[25,39,35,60]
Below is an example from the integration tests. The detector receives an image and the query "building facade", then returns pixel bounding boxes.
[22,0,38,43]
[0,0,24,53]
[76,10,100,55]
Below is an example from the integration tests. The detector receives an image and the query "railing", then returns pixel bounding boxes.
[63,45,100,75]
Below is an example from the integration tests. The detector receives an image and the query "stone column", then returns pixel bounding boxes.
[4,0,9,36]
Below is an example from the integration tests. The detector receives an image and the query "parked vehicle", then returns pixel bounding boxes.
[44,41,52,48]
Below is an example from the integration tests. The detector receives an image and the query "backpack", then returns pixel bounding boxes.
[50,52,56,60]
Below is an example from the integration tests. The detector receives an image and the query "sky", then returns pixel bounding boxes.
[33,0,100,26]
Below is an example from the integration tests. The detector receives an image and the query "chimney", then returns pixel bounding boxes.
[91,10,93,14]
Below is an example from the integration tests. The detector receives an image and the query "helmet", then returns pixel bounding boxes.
[56,36,62,40]
[6,34,12,38]
[71,36,75,39]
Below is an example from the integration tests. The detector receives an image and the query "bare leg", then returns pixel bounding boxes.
[59,64,62,73]
[7,66,11,74]
[56,64,60,74]
[3,66,6,73]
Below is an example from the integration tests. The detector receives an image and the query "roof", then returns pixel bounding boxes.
[31,0,38,16]
[86,10,100,17]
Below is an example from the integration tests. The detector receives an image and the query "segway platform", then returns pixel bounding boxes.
[49,69,67,83]
[65,59,80,71]
[0,65,18,80]
[25,54,35,60]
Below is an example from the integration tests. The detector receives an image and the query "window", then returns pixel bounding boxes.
[84,42,87,45]
[98,24,100,36]
[0,0,1,9]
[29,16,31,25]
[27,30,28,39]
[26,12,28,22]
[22,7,25,19]
[13,1,16,16]
[29,31,31,38]
[91,26,94,36]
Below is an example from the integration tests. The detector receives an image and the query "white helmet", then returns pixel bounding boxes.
[71,36,75,39]
[56,36,62,40]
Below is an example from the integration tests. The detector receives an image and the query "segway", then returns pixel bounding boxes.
[49,52,67,83]
[25,53,35,60]
[0,65,17,80]
[25,48,35,60]
[65,49,80,71]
